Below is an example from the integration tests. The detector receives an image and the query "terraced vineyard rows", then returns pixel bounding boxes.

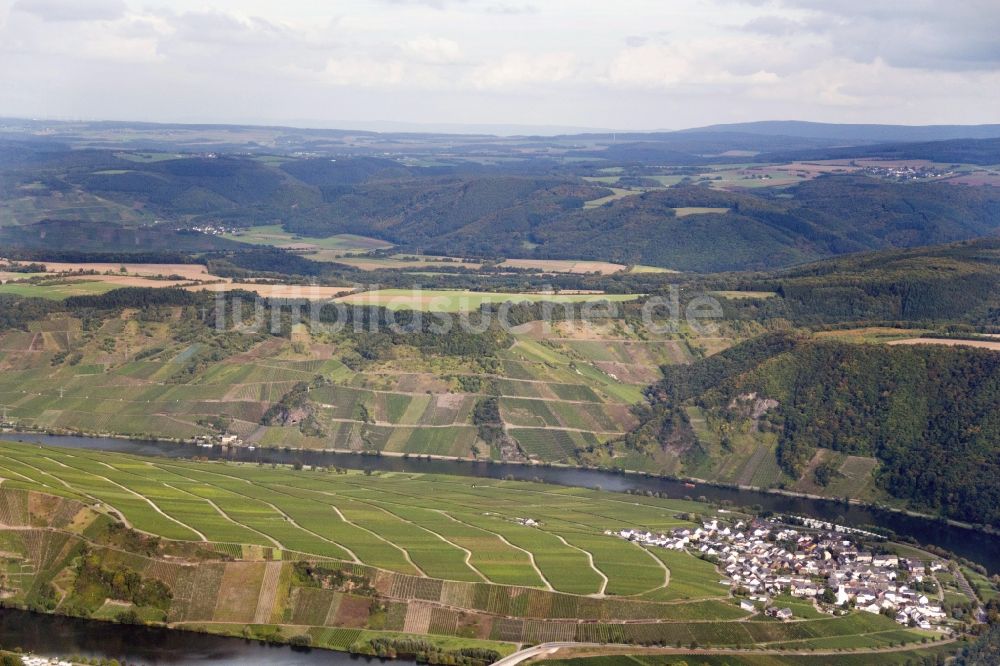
[0,441,706,597]
[0,312,729,464]
[0,463,946,661]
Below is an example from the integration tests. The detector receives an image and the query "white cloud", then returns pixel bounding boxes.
[402,36,463,64]
[12,0,125,22]
[0,0,997,129]
[323,56,408,87]
[756,0,1000,71]
[472,51,577,89]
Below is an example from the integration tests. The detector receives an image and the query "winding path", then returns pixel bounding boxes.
[443,511,554,591]
[552,533,608,596]
[153,461,363,562]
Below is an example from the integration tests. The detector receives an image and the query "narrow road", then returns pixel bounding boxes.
[492,638,961,665]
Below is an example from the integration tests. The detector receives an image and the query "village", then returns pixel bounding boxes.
[21,656,74,666]
[192,433,254,451]
[612,516,960,631]
[859,164,956,181]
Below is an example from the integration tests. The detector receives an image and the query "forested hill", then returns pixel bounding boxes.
[643,334,1000,527]
[282,173,1000,271]
[721,238,1000,325]
[526,177,1000,271]
[4,142,1000,270]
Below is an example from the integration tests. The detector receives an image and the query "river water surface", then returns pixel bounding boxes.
[0,607,396,664]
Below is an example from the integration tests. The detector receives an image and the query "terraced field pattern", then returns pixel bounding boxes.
[0,312,724,465]
[0,442,937,657]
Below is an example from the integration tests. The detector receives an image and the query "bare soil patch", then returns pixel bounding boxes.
[499,259,625,275]
[186,283,356,300]
[887,338,1000,351]
[63,275,195,288]
[40,262,212,280]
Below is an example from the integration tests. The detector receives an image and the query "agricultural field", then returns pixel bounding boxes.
[0,262,226,300]
[661,406,792,489]
[814,327,930,344]
[886,337,1000,351]
[673,207,730,217]
[333,289,641,311]
[499,259,626,275]
[186,282,357,300]
[0,275,357,301]
[0,307,668,462]
[0,279,121,299]
[790,452,880,500]
[221,225,489,273]
[0,448,942,660]
[317,254,482,271]
[0,440,699,596]
[627,265,676,274]
[584,187,640,208]
[709,290,778,299]
[223,225,392,253]
[26,262,215,280]
[0,273,751,466]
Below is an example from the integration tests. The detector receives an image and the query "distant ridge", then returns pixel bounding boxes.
[679,120,1000,143]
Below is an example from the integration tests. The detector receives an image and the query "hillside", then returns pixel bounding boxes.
[4,139,1000,270]
[281,174,607,249]
[683,121,1000,143]
[761,137,1000,166]
[526,178,1000,271]
[282,174,1000,271]
[718,238,1000,325]
[610,333,1000,528]
[0,219,241,253]
[0,454,953,659]
[0,290,709,461]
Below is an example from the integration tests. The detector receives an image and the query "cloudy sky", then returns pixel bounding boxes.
[1,0,998,132]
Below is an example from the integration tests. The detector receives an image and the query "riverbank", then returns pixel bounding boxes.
[0,606,399,665]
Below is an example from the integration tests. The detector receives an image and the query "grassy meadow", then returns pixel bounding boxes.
[0,280,120,299]
[223,225,392,252]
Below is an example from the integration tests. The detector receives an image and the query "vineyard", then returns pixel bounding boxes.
[0,473,942,661]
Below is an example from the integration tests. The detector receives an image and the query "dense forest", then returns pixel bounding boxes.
[717,238,1000,326]
[530,177,1000,271]
[639,334,1000,527]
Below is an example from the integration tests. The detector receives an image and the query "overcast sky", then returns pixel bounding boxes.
[1,0,998,132]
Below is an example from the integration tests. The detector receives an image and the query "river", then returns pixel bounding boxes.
[0,608,396,665]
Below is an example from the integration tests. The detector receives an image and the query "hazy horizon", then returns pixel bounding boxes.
[8,115,1000,140]
[2,0,999,131]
